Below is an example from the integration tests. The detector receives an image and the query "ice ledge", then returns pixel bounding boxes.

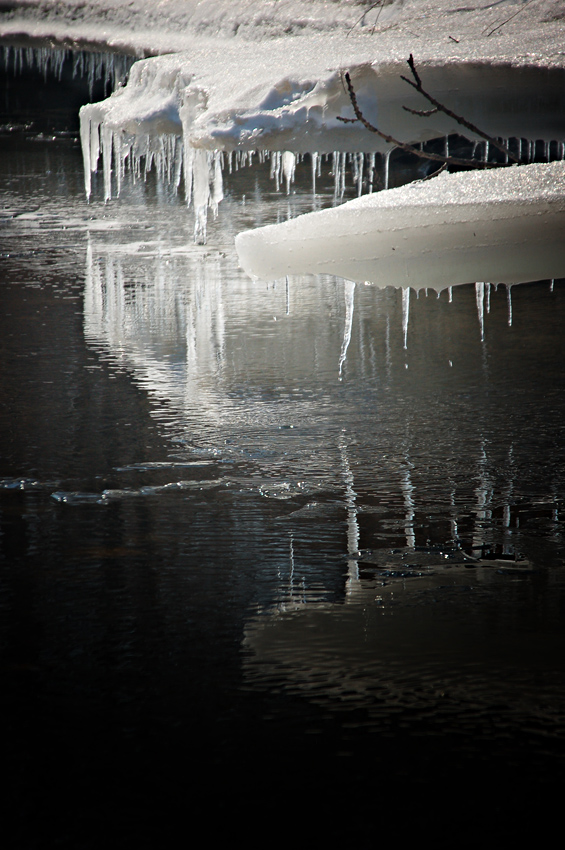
[235,161,565,290]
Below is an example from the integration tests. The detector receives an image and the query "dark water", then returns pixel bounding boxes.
[2,127,565,844]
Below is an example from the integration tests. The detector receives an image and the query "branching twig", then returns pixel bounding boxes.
[337,71,500,169]
[401,54,519,162]
[403,106,438,117]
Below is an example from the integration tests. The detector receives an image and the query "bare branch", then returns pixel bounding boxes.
[337,71,501,169]
[400,54,519,163]
[407,53,422,88]
[402,105,438,117]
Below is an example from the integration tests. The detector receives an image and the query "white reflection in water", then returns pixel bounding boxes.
[402,286,410,350]
[339,432,361,598]
[84,239,229,427]
[400,465,416,549]
[338,280,355,378]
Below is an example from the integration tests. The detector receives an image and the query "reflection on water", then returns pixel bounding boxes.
[1,138,565,844]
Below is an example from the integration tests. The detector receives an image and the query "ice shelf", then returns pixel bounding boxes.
[77,51,565,242]
[235,161,565,290]
[4,0,565,245]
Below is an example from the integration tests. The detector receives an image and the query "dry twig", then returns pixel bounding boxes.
[337,71,501,169]
[400,54,518,162]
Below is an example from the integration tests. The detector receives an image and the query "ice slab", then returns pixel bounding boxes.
[235,161,565,290]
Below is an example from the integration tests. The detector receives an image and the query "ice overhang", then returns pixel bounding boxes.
[235,161,565,291]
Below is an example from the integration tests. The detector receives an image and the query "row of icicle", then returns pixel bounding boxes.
[1,44,135,97]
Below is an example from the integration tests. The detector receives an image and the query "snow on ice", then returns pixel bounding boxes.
[3,0,565,260]
[235,161,565,289]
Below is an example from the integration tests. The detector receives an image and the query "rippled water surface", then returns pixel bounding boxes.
[2,135,565,845]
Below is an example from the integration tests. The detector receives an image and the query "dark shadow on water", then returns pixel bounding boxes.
[1,71,565,845]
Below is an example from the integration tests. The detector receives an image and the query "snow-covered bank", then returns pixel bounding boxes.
[235,161,565,289]
[3,0,565,249]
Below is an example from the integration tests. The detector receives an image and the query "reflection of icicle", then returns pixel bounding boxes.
[472,439,492,557]
[339,432,361,598]
[450,489,458,542]
[502,444,515,554]
[506,284,513,327]
[475,281,485,341]
[402,287,410,350]
[400,467,416,549]
[285,275,290,316]
[338,280,356,379]
[385,315,392,384]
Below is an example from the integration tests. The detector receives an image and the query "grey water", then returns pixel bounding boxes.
[1,60,565,847]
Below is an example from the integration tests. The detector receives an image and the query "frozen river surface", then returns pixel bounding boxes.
[1,128,565,845]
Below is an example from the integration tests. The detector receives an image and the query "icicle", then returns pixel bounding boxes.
[332,151,340,202]
[356,152,364,196]
[402,287,410,350]
[270,151,282,191]
[444,135,449,159]
[545,140,550,161]
[101,125,113,202]
[338,280,356,379]
[448,286,453,303]
[483,141,490,162]
[281,151,296,195]
[485,281,491,313]
[210,151,224,217]
[550,279,555,292]
[183,140,194,208]
[311,151,318,195]
[506,284,513,326]
[475,281,485,341]
[173,137,183,193]
[367,152,375,193]
[80,111,95,200]
[192,148,212,244]
[113,130,123,197]
[383,148,391,190]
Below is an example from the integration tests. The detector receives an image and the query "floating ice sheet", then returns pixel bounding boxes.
[235,161,565,290]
